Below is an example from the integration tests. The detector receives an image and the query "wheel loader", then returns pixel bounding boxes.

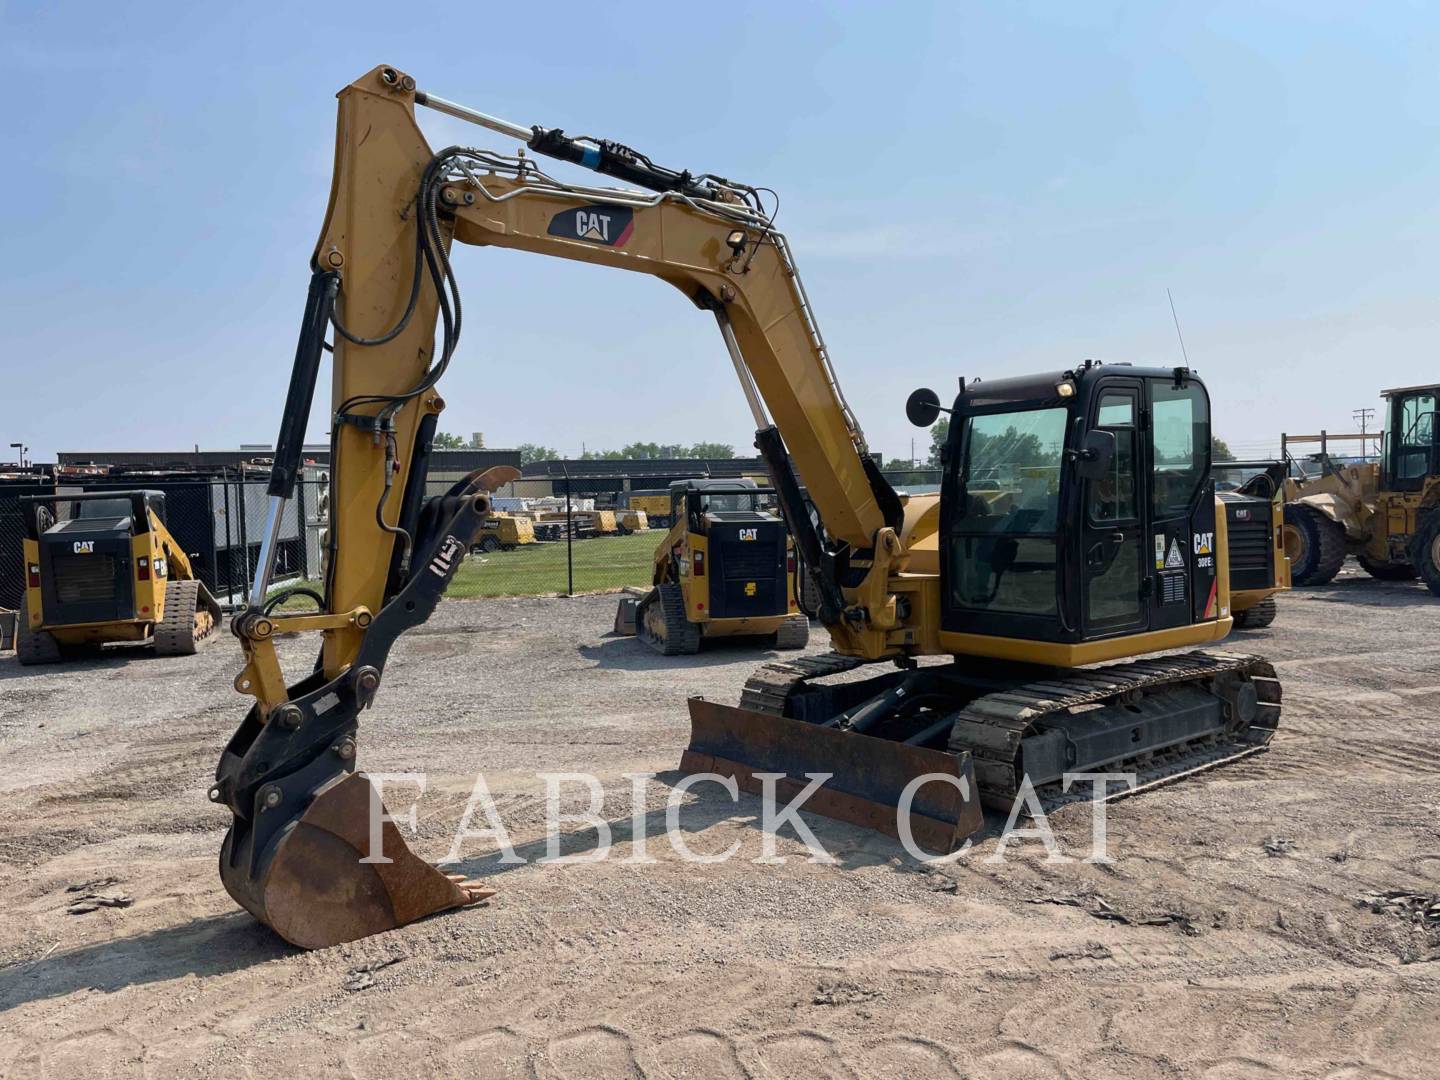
[16,490,221,664]
[1210,460,1291,629]
[613,479,809,653]
[211,65,1282,950]
[1281,383,1440,593]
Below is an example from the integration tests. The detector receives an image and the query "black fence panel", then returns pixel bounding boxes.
[0,479,55,610]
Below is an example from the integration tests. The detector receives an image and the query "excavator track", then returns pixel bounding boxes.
[948,651,1281,810]
[737,650,1281,814]
[739,652,873,716]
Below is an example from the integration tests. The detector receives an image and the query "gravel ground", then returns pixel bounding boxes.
[1,565,1439,1078]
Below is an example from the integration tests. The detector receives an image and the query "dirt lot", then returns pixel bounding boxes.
[1,566,1438,1079]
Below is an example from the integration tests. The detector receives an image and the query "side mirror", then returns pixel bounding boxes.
[906,387,944,427]
[1074,429,1116,481]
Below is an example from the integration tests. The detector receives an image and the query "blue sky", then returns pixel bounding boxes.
[2,1,1436,464]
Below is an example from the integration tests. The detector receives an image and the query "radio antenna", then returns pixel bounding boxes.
[1167,288,1191,366]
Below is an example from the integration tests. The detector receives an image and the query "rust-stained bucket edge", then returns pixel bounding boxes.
[243,773,494,950]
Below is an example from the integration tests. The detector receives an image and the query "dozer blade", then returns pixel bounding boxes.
[220,773,492,951]
[682,699,983,854]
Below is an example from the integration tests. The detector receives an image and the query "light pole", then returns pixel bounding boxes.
[8,442,26,468]
[1352,408,1375,463]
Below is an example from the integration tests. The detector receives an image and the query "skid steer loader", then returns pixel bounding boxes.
[16,490,221,663]
[1211,460,1290,629]
[614,479,809,653]
[1282,383,1440,593]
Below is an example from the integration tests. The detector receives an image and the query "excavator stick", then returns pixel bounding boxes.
[683,699,983,853]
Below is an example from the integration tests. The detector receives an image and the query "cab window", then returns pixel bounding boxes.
[1395,391,1436,482]
[1151,382,1209,519]
[1089,393,1136,524]
[950,407,1065,616]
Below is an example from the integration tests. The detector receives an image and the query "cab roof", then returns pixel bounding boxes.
[950,363,1201,413]
[1381,383,1440,397]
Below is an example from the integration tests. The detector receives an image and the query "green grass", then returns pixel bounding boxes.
[449,531,657,598]
[254,532,657,607]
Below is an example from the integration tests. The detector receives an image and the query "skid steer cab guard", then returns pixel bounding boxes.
[615,479,809,655]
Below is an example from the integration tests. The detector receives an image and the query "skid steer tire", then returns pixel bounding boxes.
[15,596,61,666]
[1283,503,1346,585]
[638,583,701,655]
[772,614,810,650]
[1356,554,1417,581]
[154,579,217,656]
[1231,596,1277,630]
[477,536,502,554]
[1410,514,1440,598]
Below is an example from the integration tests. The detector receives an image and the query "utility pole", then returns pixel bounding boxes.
[1353,407,1375,462]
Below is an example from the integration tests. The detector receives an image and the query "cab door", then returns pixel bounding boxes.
[1081,381,1147,634]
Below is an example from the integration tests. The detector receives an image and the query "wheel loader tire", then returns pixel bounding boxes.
[477,536,502,554]
[1356,554,1417,581]
[154,579,217,656]
[1410,513,1440,598]
[1231,596,1277,630]
[637,583,701,655]
[15,596,61,666]
[772,613,810,650]
[1283,503,1346,585]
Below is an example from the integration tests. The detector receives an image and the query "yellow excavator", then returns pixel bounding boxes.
[214,65,1282,949]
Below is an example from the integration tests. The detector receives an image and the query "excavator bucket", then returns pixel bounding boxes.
[220,773,493,950]
[682,699,984,854]
[217,485,506,950]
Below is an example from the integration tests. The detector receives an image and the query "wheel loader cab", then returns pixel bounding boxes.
[935,365,1222,647]
[1381,384,1439,493]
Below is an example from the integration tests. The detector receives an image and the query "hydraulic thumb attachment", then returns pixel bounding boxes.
[214,492,496,950]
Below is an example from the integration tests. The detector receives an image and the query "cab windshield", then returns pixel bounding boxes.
[949,406,1067,616]
[699,492,773,513]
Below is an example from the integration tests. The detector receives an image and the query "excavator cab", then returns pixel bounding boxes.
[933,364,1222,646]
